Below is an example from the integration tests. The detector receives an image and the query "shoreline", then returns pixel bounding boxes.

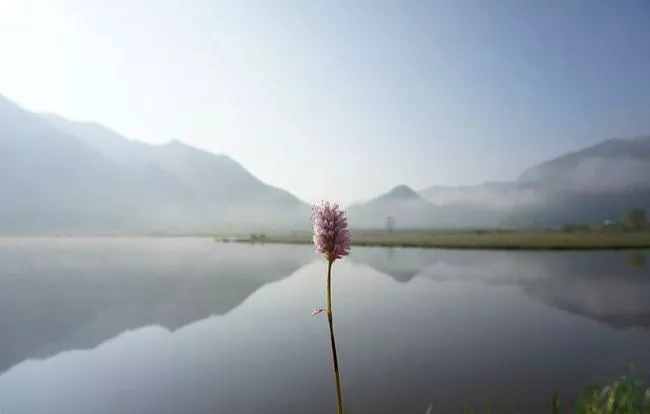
[2,230,650,251]
[226,230,650,251]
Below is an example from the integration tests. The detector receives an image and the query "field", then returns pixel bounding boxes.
[225,228,650,250]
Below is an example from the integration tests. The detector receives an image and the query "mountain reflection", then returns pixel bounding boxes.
[2,241,647,379]
[352,248,650,330]
[0,243,649,414]
[0,238,315,375]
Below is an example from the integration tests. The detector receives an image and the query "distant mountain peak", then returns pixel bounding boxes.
[165,138,187,147]
[383,185,422,200]
[348,184,430,210]
[358,184,432,209]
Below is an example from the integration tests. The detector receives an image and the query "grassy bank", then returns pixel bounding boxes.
[224,229,650,250]
[468,369,649,414]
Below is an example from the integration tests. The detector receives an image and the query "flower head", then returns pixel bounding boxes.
[312,201,351,262]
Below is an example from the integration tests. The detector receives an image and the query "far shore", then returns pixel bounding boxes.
[223,229,650,251]
[2,229,650,251]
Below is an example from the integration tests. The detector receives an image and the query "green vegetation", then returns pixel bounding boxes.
[572,369,650,414]
[413,369,650,413]
[227,228,650,250]
[625,208,648,230]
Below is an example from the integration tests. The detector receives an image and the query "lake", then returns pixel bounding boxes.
[0,238,649,413]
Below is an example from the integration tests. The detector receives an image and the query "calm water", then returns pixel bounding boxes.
[0,238,649,413]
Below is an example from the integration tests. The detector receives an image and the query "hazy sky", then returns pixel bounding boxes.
[1,0,649,205]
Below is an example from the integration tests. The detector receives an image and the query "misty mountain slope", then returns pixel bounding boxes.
[505,187,650,228]
[41,114,311,229]
[152,140,304,206]
[518,136,650,188]
[6,91,649,232]
[348,185,505,229]
[413,136,650,228]
[419,182,537,210]
[507,136,650,227]
[346,185,437,229]
[0,96,218,233]
[149,140,312,228]
[40,113,154,168]
[421,182,514,201]
[418,182,539,229]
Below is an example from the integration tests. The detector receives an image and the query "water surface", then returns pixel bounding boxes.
[0,238,649,413]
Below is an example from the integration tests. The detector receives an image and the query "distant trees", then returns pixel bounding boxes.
[249,233,267,243]
[624,208,647,230]
[386,216,395,233]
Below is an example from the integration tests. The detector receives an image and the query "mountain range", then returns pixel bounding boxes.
[356,136,650,229]
[1,93,649,233]
[0,94,310,234]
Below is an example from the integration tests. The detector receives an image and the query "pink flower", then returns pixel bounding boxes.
[312,201,351,262]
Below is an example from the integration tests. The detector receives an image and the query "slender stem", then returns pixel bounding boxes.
[327,259,344,414]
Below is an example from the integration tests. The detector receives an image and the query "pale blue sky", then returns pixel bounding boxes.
[1,0,649,205]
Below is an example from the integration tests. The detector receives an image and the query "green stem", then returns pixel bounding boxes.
[327,259,344,414]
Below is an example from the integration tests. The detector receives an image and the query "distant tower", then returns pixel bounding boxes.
[386,216,395,233]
